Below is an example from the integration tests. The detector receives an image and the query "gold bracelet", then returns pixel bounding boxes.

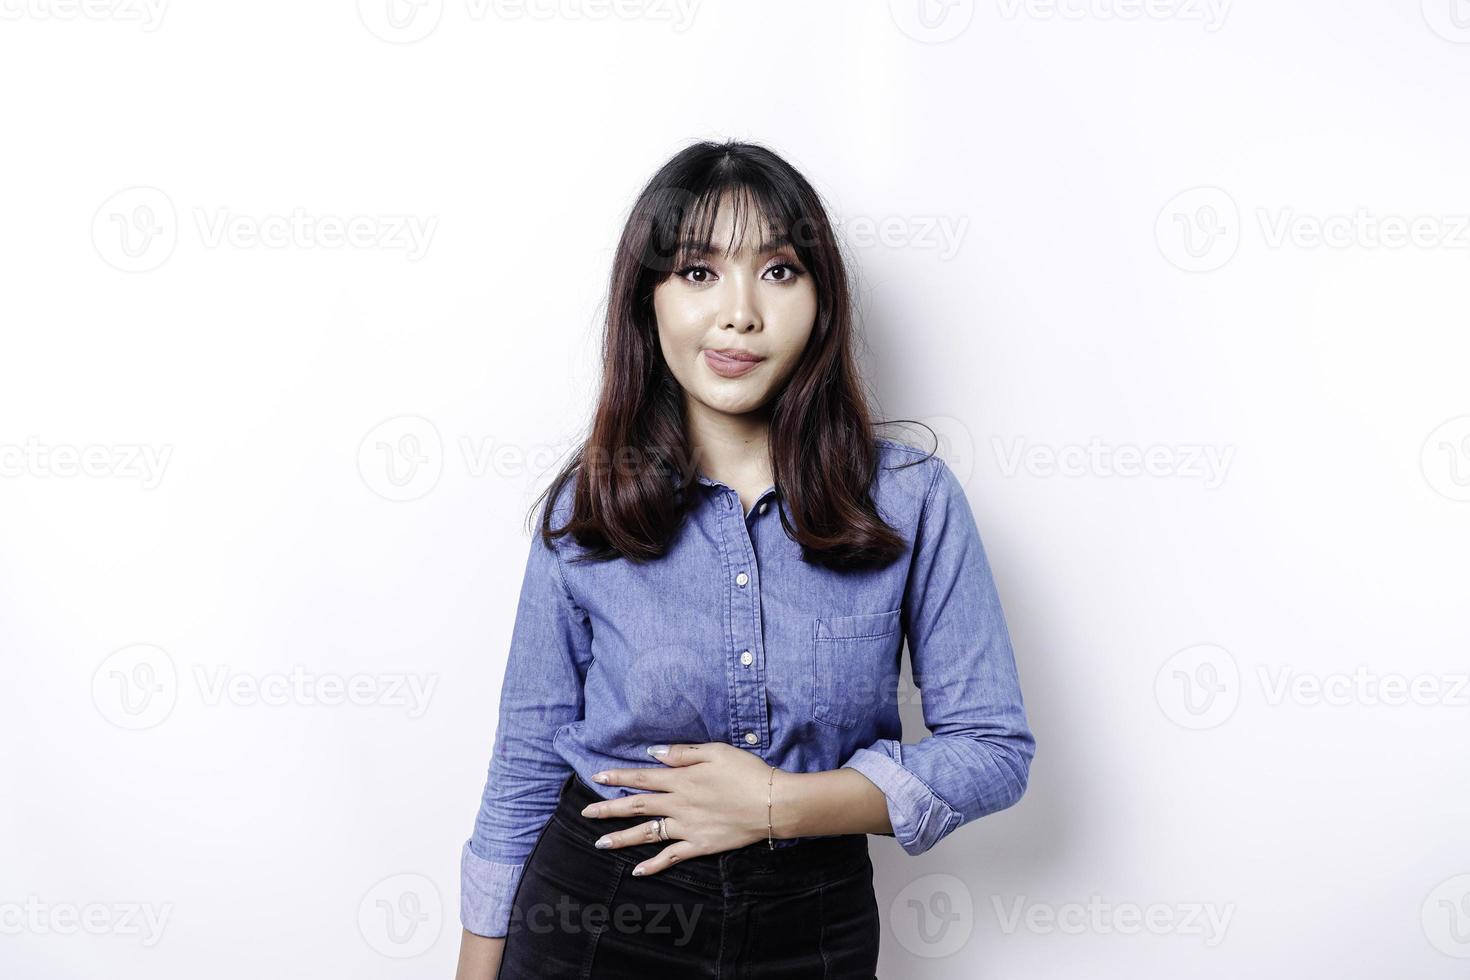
[766,765,777,850]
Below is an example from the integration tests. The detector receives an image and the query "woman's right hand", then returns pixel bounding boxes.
[454,928,504,980]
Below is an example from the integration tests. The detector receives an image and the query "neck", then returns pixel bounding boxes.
[683,399,773,487]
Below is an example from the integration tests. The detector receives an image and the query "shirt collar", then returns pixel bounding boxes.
[670,467,780,501]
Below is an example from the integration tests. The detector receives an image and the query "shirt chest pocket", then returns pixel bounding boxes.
[811,607,903,730]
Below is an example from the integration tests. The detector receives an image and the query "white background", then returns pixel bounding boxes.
[2,1,1468,977]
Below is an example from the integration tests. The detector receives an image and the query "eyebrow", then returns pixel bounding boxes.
[676,231,794,257]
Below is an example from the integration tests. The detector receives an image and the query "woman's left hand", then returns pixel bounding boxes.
[580,742,776,877]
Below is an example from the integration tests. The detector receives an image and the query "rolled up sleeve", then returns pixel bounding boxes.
[842,455,1035,855]
[461,496,592,937]
[459,844,528,938]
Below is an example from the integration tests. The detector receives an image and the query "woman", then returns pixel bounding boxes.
[454,139,1035,979]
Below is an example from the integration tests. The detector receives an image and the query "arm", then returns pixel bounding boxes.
[836,455,1035,854]
[457,498,593,964]
[769,767,892,838]
[454,930,503,980]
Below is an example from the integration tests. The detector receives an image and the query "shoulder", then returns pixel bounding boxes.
[871,436,955,524]
[531,469,583,561]
[544,469,578,526]
[874,435,948,491]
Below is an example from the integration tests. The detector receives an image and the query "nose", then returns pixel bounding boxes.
[719,272,761,333]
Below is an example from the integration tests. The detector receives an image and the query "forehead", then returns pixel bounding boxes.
[681,196,791,257]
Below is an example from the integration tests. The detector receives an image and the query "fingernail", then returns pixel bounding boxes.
[631,866,644,876]
[595,836,611,849]
[647,745,669,759]
[592,771,609,783]
[581,805,596,817]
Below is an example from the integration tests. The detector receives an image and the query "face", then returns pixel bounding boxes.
[652,193,818,422]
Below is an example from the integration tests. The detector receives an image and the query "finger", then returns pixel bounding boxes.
[580,790,673,821]
[632,841,699,878]
[591,766,678,791]
[646,743,711,767]
[592,819,668,851]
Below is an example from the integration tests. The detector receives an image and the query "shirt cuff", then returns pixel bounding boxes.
[841,742,961,856]
[460,840,525,938]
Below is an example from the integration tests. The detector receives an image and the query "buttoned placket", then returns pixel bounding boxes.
[693,472,778,752]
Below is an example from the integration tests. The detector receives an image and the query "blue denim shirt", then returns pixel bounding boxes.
[461,438,1035,937]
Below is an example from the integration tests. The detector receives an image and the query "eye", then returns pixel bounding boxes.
[675,262,715,284]
[763,261,804,283]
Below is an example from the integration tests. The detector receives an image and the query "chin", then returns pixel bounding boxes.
[694,390,765,416]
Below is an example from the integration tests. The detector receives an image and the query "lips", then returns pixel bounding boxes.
[703,348,765,378]
[707,348,762,361]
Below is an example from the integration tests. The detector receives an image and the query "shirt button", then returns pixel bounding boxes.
[740,650,753,666]
[743,732,758,745]
[735,571,748,587]
[758,502,768,514]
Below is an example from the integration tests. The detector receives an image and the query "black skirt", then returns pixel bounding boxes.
[496,772,880,979]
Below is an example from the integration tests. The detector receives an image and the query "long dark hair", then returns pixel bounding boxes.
[529,138,930,571]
